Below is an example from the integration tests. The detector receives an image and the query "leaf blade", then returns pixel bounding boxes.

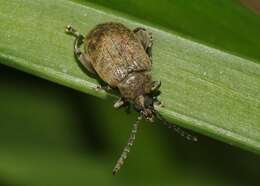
[0,0,260,154]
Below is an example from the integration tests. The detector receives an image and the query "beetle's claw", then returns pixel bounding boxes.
[95,85,102,92]
[65,25,71,33]
[154,100,164,108]
[65,25,78,37]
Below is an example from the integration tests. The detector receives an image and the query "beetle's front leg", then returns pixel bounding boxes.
[65,25,96,74]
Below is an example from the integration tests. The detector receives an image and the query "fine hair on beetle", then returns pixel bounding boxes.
[65,22,197,175]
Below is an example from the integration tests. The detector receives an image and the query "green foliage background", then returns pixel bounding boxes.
[0,0,260,185]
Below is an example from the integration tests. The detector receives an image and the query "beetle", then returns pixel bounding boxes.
[65,22,197,175]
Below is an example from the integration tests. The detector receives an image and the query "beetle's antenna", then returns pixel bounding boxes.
[113,116,142,175]
[155,111,198,142]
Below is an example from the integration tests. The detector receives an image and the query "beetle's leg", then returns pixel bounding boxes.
[151,80,161,92]
[133,27,153,61]
[113,97,126,108]
[154,100,164,107]
[151,80,163,107]
[95,84,112,92]
[65,25,96,74]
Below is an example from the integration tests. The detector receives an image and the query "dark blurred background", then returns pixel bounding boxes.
[80,0,260,63]
[1,0,260,185]
[1,62,260,186]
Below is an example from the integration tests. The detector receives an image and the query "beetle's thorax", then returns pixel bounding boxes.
[117,72,153,100]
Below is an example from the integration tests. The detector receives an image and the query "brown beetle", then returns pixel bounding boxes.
[65,22,197,175]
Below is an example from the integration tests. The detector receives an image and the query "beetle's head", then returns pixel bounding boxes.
[134,94,155,122]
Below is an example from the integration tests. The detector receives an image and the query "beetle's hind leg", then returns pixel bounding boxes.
[133,27,153,61]
[65,25,96,74]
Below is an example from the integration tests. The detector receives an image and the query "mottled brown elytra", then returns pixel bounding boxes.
[65,22,197,175]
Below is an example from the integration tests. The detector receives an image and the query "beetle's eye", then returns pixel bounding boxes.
[144,95,153,108]
[134,104,142,112]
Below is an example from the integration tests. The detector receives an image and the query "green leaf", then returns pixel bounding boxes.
[0,0,260,155]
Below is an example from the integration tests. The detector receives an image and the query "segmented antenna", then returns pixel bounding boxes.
[155,112,198,142]
[113,116,142,175]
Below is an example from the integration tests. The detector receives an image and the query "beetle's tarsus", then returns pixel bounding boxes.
[65,25,73,33]
[114,98,125,108]
[65,25,83,38]
[154,100,164,107]
[95,85,102,91]
[95,85,112,92]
